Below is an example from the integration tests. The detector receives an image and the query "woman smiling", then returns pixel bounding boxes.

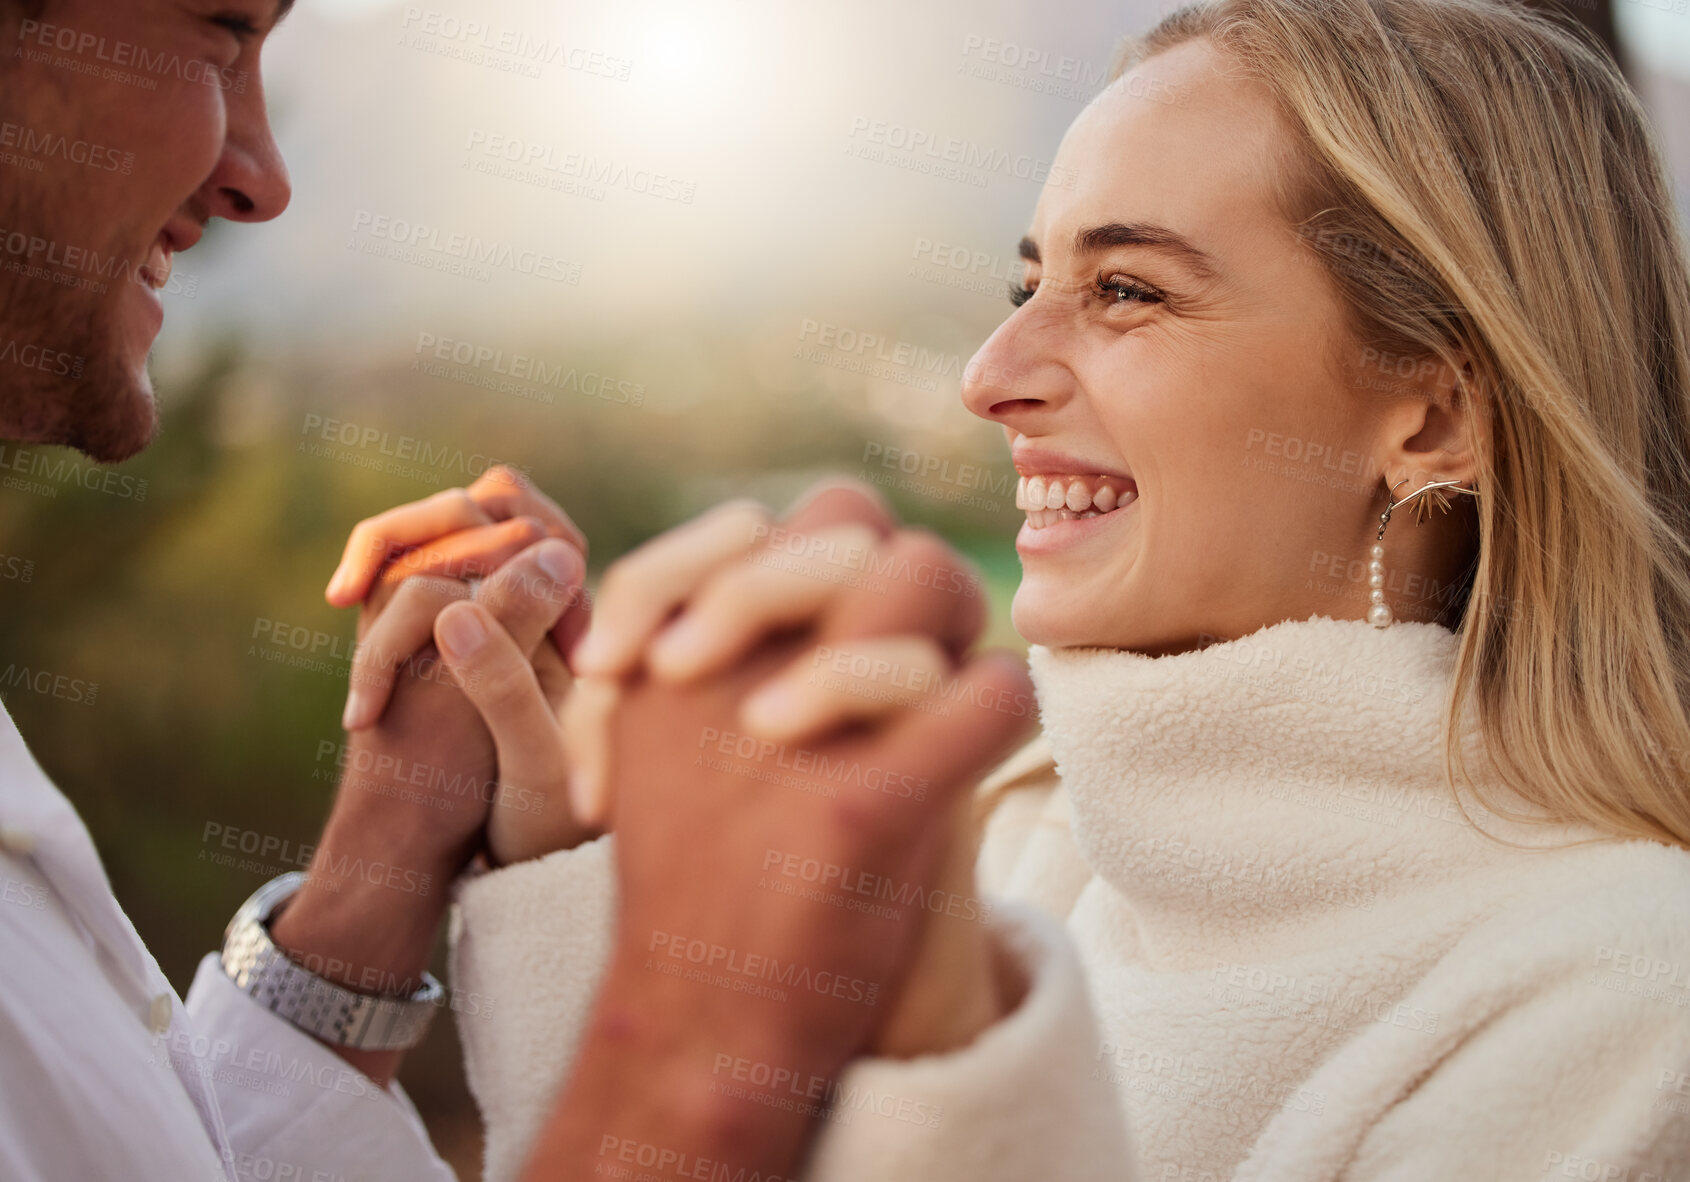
[331,0,1690,1177]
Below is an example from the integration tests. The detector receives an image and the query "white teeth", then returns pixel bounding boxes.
[1017,473,1138,530]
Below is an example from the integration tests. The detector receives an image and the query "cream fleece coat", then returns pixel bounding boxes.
[449,615,1690,1181]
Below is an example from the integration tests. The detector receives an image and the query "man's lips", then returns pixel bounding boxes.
[137,236,173,291]
[137,217,204,292]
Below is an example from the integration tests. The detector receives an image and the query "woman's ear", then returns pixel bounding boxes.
[1374,355,1483,491]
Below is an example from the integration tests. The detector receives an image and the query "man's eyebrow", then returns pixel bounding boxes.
[270,0,296,29]
[1072,222,1217,277]
[1018,237,1040,263]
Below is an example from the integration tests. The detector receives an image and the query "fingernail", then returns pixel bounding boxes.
[325,568,350,604]
[650,617,710,679]
[537,541,578,586]
[571,628,613,674]
[437,607,488,659]
[342,687,372,732]
[741,684,804,737]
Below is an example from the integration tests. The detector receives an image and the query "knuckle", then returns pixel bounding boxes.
[812,478,889,516]
[479,464,527,491]
[595,556,641,605]
[346,520,382,558]
[710,498,774,546]
[886,527,960,573]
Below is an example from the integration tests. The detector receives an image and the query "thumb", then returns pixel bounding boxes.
[434,601,597,864]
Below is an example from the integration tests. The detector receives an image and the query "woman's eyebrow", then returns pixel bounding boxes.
[1020,222,1218,279]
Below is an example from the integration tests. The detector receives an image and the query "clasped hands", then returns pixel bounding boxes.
[292,465,1035,1163]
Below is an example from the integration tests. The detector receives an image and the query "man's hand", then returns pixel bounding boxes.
[266,468,589,1083]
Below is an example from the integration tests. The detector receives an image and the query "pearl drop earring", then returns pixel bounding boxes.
[1369,476,1478,629]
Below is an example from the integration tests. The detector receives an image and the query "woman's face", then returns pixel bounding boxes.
[964,39,1421,654]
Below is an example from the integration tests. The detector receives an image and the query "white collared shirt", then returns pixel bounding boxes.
[0,701,458,1182]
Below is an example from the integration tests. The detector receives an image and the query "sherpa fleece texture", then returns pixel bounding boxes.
[450,614,1690,1181]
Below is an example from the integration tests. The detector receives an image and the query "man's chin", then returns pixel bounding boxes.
[65,368,159,463]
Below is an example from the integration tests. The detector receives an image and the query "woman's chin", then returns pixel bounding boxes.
[1011,582,1112,649]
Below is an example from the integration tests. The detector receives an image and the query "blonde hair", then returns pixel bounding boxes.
[1116,0,1690,848]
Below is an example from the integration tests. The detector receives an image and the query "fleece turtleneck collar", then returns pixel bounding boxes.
[1027,614,1589,967]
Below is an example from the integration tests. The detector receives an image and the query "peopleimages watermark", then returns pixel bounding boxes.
[1590,945,1690,1009]
[805,644,1036,721]
[710,1052,944,1130]
[412,331,644,408]
[957,33,1110,104]
[857,440,1017,513]
[906,235,1024,301]
[15,18,247,93]
[0,553,34,584]
[0,442,149,502]
[1540,1150,1683,1182]
[697,726,931,802]
[312,739,547,818]
[347,210,582,285]
[796,317,966,393]
[844,115,1078,191]
[596,1137,793,1182]
[760,848,992,925]
[645,929,882,1008]
[200,821,433,898]
[0,663,98,707]
[297,412,528,486]
[0,442,148,501]
[462,129,696,204]
[1093,1040,1327,1120]
[1203,960,1440,1035]
[0,119,133,175]
[399,7,632,82]
[0,335,84,380]
[749,521,980,598]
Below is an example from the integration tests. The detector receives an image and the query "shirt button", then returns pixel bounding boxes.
[148,993,172,1033]
[0,826,35,855]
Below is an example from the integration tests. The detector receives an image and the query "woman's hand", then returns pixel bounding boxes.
[557,480,1027,1057]
[327,465,590,731]
[324,465,598,865]
[523,585,1034,1179]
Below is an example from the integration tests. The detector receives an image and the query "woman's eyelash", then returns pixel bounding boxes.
[1007,276,1164,309]
[1095,274,1162,305]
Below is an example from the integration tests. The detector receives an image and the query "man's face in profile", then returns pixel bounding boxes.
[0,0,291,462]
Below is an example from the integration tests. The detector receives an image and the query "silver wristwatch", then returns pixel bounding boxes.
[220,872,444,1051]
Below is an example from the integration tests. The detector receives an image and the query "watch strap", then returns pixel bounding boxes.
[220,872,443,1051]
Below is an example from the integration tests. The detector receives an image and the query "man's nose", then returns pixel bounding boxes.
[202,87,291,223]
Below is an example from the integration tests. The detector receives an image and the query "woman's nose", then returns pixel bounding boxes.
[960,306,1073,426]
